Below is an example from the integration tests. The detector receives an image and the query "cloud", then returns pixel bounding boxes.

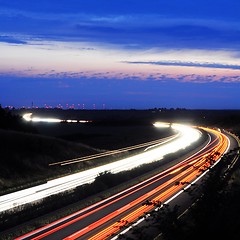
[1,68,240,84]
[0,35,27,44]
[1,4,240,51]
[125,61,240,70]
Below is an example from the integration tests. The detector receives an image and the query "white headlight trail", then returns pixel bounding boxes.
[0,122,201,212]
[23,113,61,123]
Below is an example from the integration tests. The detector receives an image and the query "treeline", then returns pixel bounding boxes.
[0,105,36,133]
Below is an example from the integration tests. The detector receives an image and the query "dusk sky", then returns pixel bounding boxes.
[1,0,240,109]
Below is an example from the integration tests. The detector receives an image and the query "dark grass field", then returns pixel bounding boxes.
[0,128,100,193]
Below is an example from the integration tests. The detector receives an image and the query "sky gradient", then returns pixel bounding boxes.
[0,0,240,109]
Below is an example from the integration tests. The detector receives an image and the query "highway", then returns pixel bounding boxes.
[15,126,231,240]
[0,123,200,213]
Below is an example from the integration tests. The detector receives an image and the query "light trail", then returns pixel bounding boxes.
[108,127,230,240]
[15,126,230,240]
[23,113,61,123]
[60,127,229,240]
[64,167,199,240]
[22,113,89,123]
[16,126,223,240]
[18,164,199,240]
[16,131,211,240]
[0,123,201,213]
[87,163,216,239]
[49,134,179,166]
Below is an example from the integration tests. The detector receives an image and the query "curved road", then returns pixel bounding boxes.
[16,126,232,240]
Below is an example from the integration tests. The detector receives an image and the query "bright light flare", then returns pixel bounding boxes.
[67,120,78,123]
[23,113,61,123]
[153,122,170,128]
[22,113,90,123]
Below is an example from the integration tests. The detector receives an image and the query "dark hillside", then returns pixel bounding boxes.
[0,129,99,194]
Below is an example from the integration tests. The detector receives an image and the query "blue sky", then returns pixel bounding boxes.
[0,0,240,109]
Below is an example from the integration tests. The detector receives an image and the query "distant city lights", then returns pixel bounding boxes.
[3,102,108,110]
